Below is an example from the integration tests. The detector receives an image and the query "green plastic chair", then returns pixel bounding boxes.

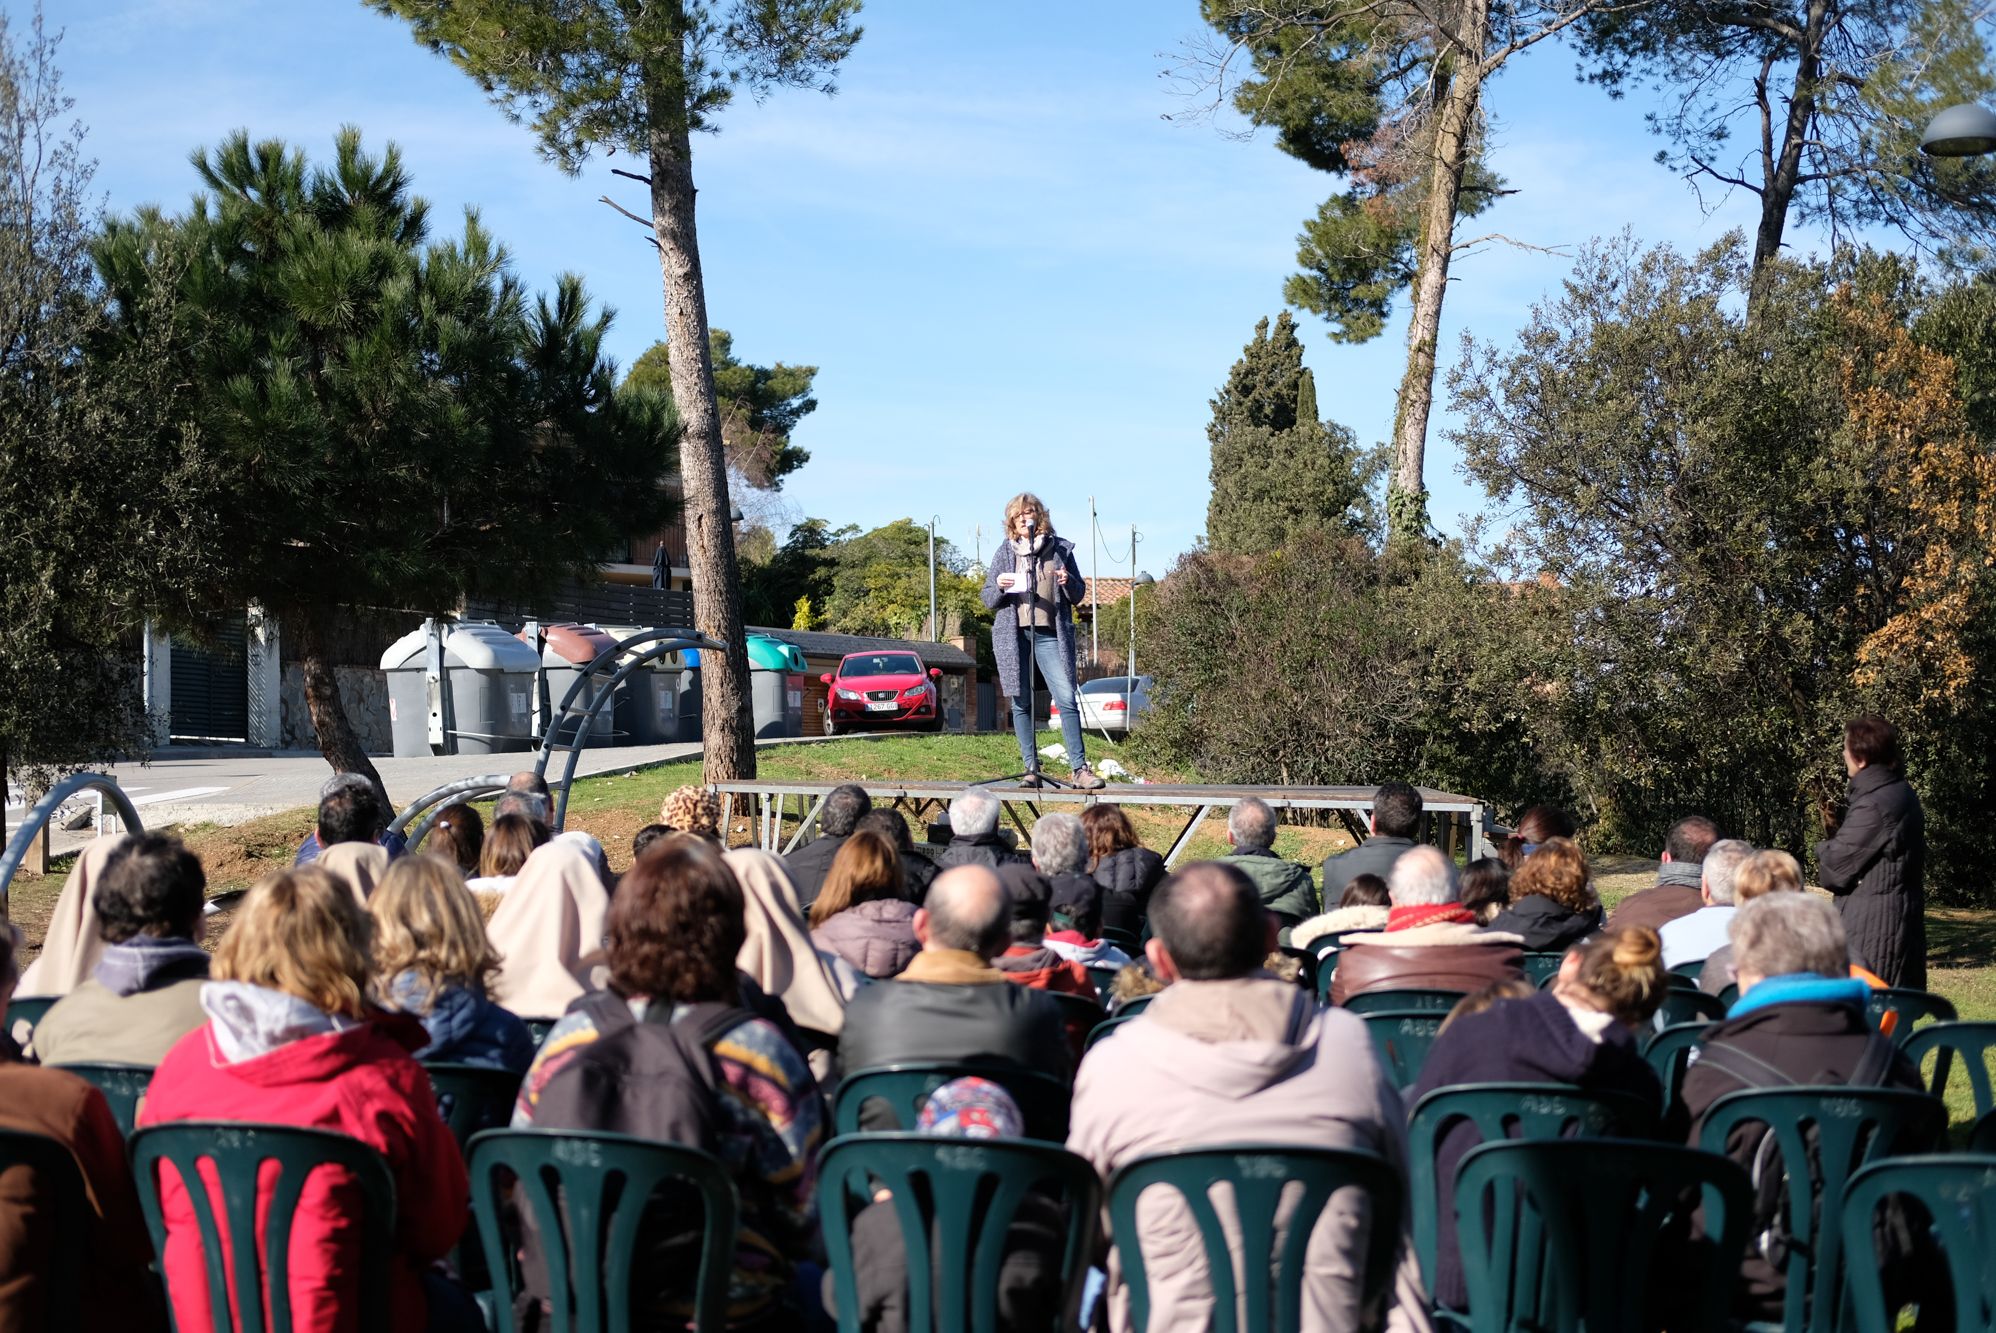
[1519,952,1567,986]
[51,1062,153,1138]
[130,1122,396,1333]
[1111,994,1154,1019]
[1106,1145,1401,1333]
[1839,1154,1996,1333]
[1454,1139,1752,1333]
[1640,1022,1710,1110]
[1669,958,1709,984]
[467,1128,738,1333]
[5,995,56,1056]
[1359,1011,1445,1087]
[1900,1020,1996,1122]
[1655,988,1727,1026]
[1099,925,1141,956]
[1343,988,1464,1015]
[1407,1082,1660,1297]
[1084,964,1122,997]
[425,1063,524,1150]
[1866,987,1959,1046]
[833,1062,1073,1141]
[519,1017,560,1049]
[1696,1087,1948,1333]
[1718,982,1741,1008]
[1085,1014,1140,1052]
[819,1132,1101,1333]
[0,1128,86,1329]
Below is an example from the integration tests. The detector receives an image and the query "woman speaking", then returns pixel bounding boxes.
[981,493,1104,790]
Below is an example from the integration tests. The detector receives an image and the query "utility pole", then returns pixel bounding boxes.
[1128,524,1139,683]
[927,517,938,643]
[1090,496,1099,666]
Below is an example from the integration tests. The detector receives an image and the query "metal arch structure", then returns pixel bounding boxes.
[387,775,517,853]
[0,773,146,911]
[532,629,724,830]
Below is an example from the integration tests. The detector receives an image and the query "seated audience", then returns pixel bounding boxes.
[466,811,546,894]
[630,822,674,861]
[857,808,938,904]
[784,783,872,909]
[993,865,1100,1001]
[426,803,484,876]
[1680,892,1925,1326]
[1216,797,1318,930]
[810,829,920,980]
[371,854,534,1073]
[512,836,823,1331]
[17,834,129,997]
[1487,837,1604,953]
[1659,838,1754,968]
[1606,814,1720,933]
[485,838,610,1019]
[1044,880,1134,970]
[1409,927,1669,1310]
[1029,812,1101,925]
[34,833,211,1067]
[839,866,1070,1084]
[1457,857,1511,926]
[936,789,1028,870]
[1082,803,1164,937]
[828,1078,1064,1333]
[293,772,408,867]
[1322,782,1424,903]
[659,784,723,845]
[1331,846,1526,1005]
[1494,805,1576,871]
[139,866,473,1333]
[1068,862,1430,1332]
[0,924,161,1331]
[1697,850,1804,995]
[728,848,856,1077]
[1292,873,1391,950]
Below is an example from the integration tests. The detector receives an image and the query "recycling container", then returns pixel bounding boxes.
[379,621,540,757]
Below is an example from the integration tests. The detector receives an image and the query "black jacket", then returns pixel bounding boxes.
[1321,834,1417,904]
[1092,847,1165,936]
[900,847,939,905]
[936,831,1029,872]
[1408,990,1662,1310]
[839,973,1071,1086]
[784,833,851,911]
[1485,894,1602,953]
[1815,765,1926,988]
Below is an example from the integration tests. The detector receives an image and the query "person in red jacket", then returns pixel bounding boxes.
[139,865,475,1333]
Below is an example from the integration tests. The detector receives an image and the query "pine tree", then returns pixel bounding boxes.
[1206,313,1367,554]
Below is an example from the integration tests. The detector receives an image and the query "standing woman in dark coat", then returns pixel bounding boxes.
[1815,716,1926,988]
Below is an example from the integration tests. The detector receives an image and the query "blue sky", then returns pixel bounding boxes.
[47,0,1833,574]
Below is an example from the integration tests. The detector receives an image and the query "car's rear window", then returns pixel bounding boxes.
[845,653,921,677]
[1080,677,1132,694]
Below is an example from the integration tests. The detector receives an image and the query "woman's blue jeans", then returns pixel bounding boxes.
[1010,627,1087,771]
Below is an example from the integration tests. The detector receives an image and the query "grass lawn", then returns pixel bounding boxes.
[6,731,1988,1127]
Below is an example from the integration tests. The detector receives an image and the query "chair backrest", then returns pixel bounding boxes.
[1455,1139,1751,1333]
[5,995,56,1057]
[1111,994,1154,1019]
[1839,1154,1996,1333]
[819,1133,1100,1333]
[1865,987,1958,1046]
[1343,988,1464,1015]
[425,1063,524,1150]
[467,1128,737,1333]
[1084,965,1122,997]
[130,1122,396,1333]
[1518,953,1567,986]
[1106,1144,1402,1333]
[1098,925,1141,956]
[50,1062,153,1138]
[1406,1082,1660,1290]
[1694,1087,1947,1333]
[1043,989,1104,1023]
[1900,1020,1996,1121]
[1084,1014,1139,1052]
[1717,982,1740,1008]
[1654,988,1727,1027]
[519,1017,560,1049]
[1358,1011,1445,1087]
[1639,1023,1710,1110]
[1668,958,1708,983]
[833,1062,1073,1141]
[0,1128,87,1329]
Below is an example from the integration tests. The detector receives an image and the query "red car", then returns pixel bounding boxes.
[821,651,945,734]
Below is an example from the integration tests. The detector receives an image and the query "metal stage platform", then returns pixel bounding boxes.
[708,779,1493,867]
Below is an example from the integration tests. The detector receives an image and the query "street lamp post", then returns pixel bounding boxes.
[1920,103,1996,157]
[927,517,939,643]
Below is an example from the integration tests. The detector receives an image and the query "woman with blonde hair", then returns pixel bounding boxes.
[1409,924,1669,1309]
[1487,836,1603,952]
[979,491,1103,790]
[139,865,474,1333]
[372,854,533,1072]
[809,828,918,979]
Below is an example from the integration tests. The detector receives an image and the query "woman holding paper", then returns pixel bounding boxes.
[981,492,1103,789]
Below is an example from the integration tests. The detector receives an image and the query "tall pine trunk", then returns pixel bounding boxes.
[1752,0,1831,278]
[290,607,385,796]
[1388,0,1489,540]
[646,50,755,783]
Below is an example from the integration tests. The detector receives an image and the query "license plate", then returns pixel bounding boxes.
[866,700,899,712]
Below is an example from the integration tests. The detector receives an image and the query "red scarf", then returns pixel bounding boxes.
[1386,903,1475,932]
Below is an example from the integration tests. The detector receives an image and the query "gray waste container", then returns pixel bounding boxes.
[676,659,703,743]
[590,625,690,746]
[379,621,540,757]
[746,634,807,739]
[521,623,619,746]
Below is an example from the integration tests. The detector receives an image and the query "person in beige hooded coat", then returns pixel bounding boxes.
[486,839,610,1019]
[1068,862,1433,1333]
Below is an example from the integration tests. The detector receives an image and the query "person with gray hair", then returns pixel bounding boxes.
[1215,796,1319,929]
[1658,838,1755,968]
[1027,812,1104,945]
[839,866,1072,1112]
[1680,890,1925,1326]
[937,787,1029,871]
[783,782,874,909]
[1330,845,1526,1005]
